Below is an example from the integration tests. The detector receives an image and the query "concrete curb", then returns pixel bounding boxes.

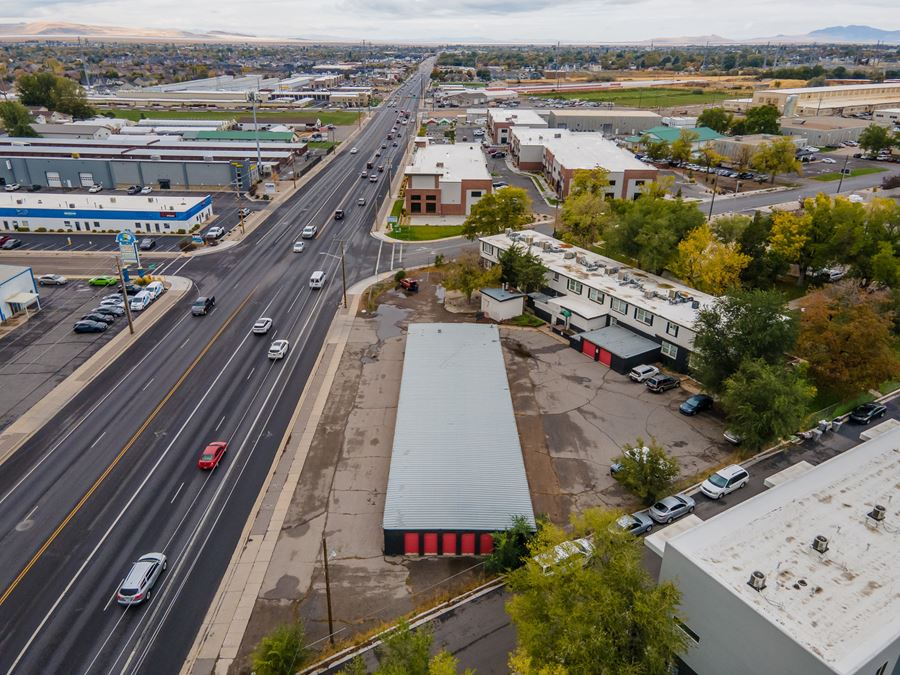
[0,275,193,469]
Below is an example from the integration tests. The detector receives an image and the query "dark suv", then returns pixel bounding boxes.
[192,296,215,316]
[646,374,681,393]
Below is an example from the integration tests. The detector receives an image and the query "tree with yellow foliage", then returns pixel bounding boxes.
[671,224,751,295]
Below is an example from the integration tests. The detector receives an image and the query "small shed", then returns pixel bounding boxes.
[578,324,660,374]
[480,287,525,322]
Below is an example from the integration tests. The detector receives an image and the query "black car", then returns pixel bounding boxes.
[139,238,156,250]
[679,394,713,416]
[1,238,22,250]
[82,312,115,324]
[334,209,344,220]
[127,185,141,195]
[120,283,141,295]
[73,320,108,333]
[192,296,215,316]
[646,374,681,393]
[849,402,888,424]
[28,184,42,192]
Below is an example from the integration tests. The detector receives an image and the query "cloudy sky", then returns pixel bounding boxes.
[0,0,897,42]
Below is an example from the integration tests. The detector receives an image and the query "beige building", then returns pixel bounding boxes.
[780,116,871,146]
[404,143,492,218]
[713,134,806,162]
[487,108,548,144]
[546,109,662,135]
[749,82,900,116]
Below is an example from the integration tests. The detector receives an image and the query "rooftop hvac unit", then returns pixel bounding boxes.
[812,535,829,554]
[563,251,576,260]
[868,504,886,522]
[606,266,619,275]
[542,241,552,251]
[644,290,655,299]
[747,571,766,592]
[505,228,512,236]
[667,288,678,301]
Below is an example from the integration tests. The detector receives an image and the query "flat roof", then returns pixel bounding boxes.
[544,132,651,172]
[405,143,490,182]
[488,108,547,126]
[383,323,535,532]
[549,109,662,119]
[0,192,208,211]
[759,82,900,96]
[579,324,660,358]
[481,287,525,302]
[666,427,900,673]
[0,264,31,281]
[480,230,714,328]
[780,116,872,130]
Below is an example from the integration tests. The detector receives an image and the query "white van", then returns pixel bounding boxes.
[144,281,165,299]
[130,291,152,312]
[309,271,327,289]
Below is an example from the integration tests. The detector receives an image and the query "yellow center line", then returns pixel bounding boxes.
[0,289,257,609]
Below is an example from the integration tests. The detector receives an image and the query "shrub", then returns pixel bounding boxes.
[393,269,407,283]
[251,622,308,675]
[35,227,47,232]
[176,229,186,235]
[178,237,197,252]
[434,253,445,267]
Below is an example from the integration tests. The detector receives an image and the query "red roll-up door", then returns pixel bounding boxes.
[404,532,419,555]
[442,533,457,555]
[598,348,612,367]
[581,339,597,359]
[479,533,494,554]
[423,533,439,555]
[460,533,476,555]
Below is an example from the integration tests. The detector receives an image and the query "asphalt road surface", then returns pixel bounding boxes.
[0,65,433,675]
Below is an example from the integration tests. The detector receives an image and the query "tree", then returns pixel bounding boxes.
[372,620,472,675]
[669,128,699,164]
[733,144,754,172]
[498,243,548,293]
[691,290,797,393]
[711,214,751,244]
[721,359,816,450]
[443,251,500,302]
[696,106,732,134]
[796,286,900,394]
[461,187,532,240]
[0,101,37,137]
[737,212,788,289]
[251,622,309,675]
[670,223,751,295]
[639,135,671,161]
[696,143,725,175]
[507,508,688,674]
[558,168,612,247]
[740,104,781,135]
[611,437,680,506]
[858,123,895,157]
[751,137,802,184]
[16,71,95,119]
[485,515,536,573]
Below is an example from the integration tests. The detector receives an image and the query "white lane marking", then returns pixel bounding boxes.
[168,257,193,277]
[214,416,225,431]
[286,287,304,314]
[179,337,190,350]
[140,377,155,392]
[399,243,403,264]
[102,584,124,613]
[89,432,106,449]
[390,244,395,270]
[23,505,38,521]
[246,367,255,381]
[170,482,185,504]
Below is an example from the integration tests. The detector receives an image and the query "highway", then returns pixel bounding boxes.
[0,64,432,675]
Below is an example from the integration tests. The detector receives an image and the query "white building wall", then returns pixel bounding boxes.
[440,179,461,205]
[481,295,523,322]
[0,205,212,234]
[0,267,38,321]
[410,175,436,189]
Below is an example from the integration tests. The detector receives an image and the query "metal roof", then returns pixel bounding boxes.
[579,324,660,359]
[382,323,535,532]
[480,287,525,302]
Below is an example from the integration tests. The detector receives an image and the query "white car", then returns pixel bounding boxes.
[292,240,306,253]
[268,339,289,360]
[4,183,20,192]
[350,147,358,154]
[140,186,153,195]
[628,364,659,383]
[206,226,225,239]
[37,273,68,286]
[252,317,273,335]
[88,183,103,193]
[533,537,594,575]
[301,225,317,239]
[821,157,837,164]
[700,465,750,499]
[100,296,125,307]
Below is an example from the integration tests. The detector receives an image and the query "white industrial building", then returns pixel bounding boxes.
[660,427,900,675]
[546,109,662,135]
[0,265,39,321]
[487,108,548,144]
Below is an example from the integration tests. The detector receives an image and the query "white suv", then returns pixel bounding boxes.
[117,552,167,605]
[700,465,750,499]
[301,225,318,239]
[628,364,659,383]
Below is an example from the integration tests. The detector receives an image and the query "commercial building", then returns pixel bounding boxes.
[0,193,213,235]
[479,230,714,371]
[382,323,535,556]
[659,427,900,675]
[436,86,518,107]
[0,265,39,322]
[713,133,806,162]
[745,82,900,116]
[31,123,112,140]
[404,143,492,218]
[779,116,872,146]
[874,108,900,128]
[546,109,662,135]
[625,125,724,150]
[487,108,548,144]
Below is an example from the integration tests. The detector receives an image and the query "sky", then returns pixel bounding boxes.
[0,0,897,42]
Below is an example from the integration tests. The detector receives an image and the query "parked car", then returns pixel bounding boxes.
[301,224,318,238]
[127,185,141,195]
[615,511,654,536]
[116,552,167,605]
[27,184,41,192]
[700,464,750,499]
[1,238,23,250]
[628,364,659,383]
[239,207,251,218]
[292,241,306,253]
[82,312,115,325]
[206,226,225,239]
[92,305,125,317]
[38,273,68,286]
[268,339,290,360]
[101,294,125,304]
[533,537,594,575]
[144,281,165,299]
[197,442,227,470]
[399,278,419,292]
[723,429,743,445]
[645,374,681,393]
[129,292,152,312]
[649,494,695,524]
[192,296,215,316]
[252,317,273,335]
[139,238,156,250]
[679,394,713,416]
[88,183,103,193]
[120,283,141,295]
[140,185,153,195]
[821,157,837,164]
[89,275,118,287]
[73,320,107,333]
[4,183,21,192]
[849,402,887,424]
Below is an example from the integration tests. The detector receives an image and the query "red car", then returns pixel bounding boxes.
[198,441,227,470]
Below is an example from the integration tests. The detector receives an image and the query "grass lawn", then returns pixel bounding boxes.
[307,141,338,150]
[387,225,465,241]
[506,313,545,327]
[98,108,362,126]
[390,199,404,220]
[812,167,886,182]
[531,87,749,108]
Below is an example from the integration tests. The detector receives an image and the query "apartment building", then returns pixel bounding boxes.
[487,108,548,144]
[404,143,492,218]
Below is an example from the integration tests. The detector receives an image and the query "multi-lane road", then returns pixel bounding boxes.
[0,66,432,675]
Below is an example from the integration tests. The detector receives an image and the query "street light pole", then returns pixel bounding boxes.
[340,240,348,309]
[836,153,851,194]
[322,536,335,646]
[707,171,719,221]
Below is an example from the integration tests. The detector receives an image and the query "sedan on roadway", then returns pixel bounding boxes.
[116,552,167,605]
[649,494,695,524]
[268,339,289,360]
[73,320,108,333]
[37,274,68,286]
[89,275,118,287]
[252,317,273,335]
[197,442,227,470]
[293,241,306,253]
[350,147,358,154]
[849,402,887,424]
[301,225,317,239]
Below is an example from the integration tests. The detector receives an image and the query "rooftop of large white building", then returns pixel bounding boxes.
[758,82,900,96]
[487,108,547,126]
[405,143,490,182]
[0,192,208,211]
[542,132,651,171]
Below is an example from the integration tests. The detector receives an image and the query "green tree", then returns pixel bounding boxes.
[740,104,781,135]
[507,508,688,674]
[559,168,612,247]
[374,620,472,675]
[639,135,671,161]
[0,101,37,137]
[721,359,816,450]
[696,142,726,175]
[669,128,699,164]
[711,214,751,244]
[858,123,895,157]
[498,243,548,293]
[670,223,751,295]
[485,515,536,573]
[611,437,680,506]
[737,212,788,289]
[691,289,797,393]
[443,251,500,302]
[16,71,95,118]
[462,187,532,240]
[751,136,802,184]
[251,622,309,675]
[696,106,732,133]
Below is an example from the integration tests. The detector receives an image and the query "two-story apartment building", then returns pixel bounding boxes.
[487,108,548,145]
[403,143,492,218]
[479,230,714,371]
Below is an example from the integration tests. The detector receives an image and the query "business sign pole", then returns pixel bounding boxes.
[116,229,141,270]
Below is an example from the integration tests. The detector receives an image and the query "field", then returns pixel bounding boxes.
[97,108,362,126]
[531,87,749,108]
[387,225,465,241]
[812,167,886,182]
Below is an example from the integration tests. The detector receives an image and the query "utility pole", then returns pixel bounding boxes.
[836,153,851,194]
[707,171,719,220]
[116,257,135,335]
[340,240,348,309]
[322,536,335,646]
[248,92,262,181]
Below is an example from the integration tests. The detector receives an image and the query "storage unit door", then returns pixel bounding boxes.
[598,348,612,367]
[479,533,494,554]
[442,533,457,555]
[460,533,476,555]
[403,532,419,555]
[581,340,597,359]
[423,533,439,555]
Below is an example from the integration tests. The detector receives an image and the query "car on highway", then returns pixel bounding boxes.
[252,317,273,335]
[197,442,227,470]
[357,197,366,206]
[649,494,695,524]
[628,364,659,383]
[37,273,68,286]
[127,185,142,195]
[268,339,289,360]
[89,275,118,287]
[360,171,368,179]
[392,142,398,147]
[615,511,654,536]
[374,150,381,157]
[239,207,251,218]
[700,464,750,500]
[139,238,156,250]
[645,374,680,393]
[140,186,153,195]
[849,402,887,424]
[92,305,125,317]
[116,552,167,606]
[129,292,152,312]
[301,224,318,238]
[206,226,225,239]
[292,241,306,253]
[4,183,21,192]
[378,165,385,172]
[381,143,387,149]
[821,157,837,164]
[350,147,358,154]
[191,296,215,316]
[679,394,713,416]
[334,209,344,220]
[88,183,103,193]
[1,238,23,250]
[309,270,326,289]
[82,312,115,325]
[73,320,108,333]
[369,174,378,182]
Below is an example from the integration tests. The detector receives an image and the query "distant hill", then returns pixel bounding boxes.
[807,25,900,44]
[0,21,301,42]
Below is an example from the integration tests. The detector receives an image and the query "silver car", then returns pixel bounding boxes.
[116,552,167,606]
[649,494,696,524]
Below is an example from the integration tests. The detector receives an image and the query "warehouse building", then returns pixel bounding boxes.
[404,142,492,218]
[625,125,724,150]
[487,108,548,144]
[0,265,40,321]
[739,82,900,116]
[547,109,662,135]
[383,323,535,556]
[779,116,871,146]
[31,123,112,140]
[713,133,806,162]
[0,193,212,234]
[660,426,900,675]
[873,108,900,128]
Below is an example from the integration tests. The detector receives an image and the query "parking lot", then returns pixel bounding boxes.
[0,281,130,431]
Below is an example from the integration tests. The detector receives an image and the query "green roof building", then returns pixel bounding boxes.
[182,130,297,142]
[625,126,725,146]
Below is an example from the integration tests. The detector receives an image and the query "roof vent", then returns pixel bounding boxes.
[691,300,700,309]
[868,504,886,522]
[812,535,829,554]
[748,571,766,592]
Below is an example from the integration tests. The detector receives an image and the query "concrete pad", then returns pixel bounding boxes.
[859,417,900,441]
[764,460,814,488]
[644,515,704,557]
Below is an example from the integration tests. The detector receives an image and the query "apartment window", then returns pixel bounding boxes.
[608,179,616,187]
[588,288,605,305]
[611,297,627,315]
[482,242,495,256]
[471,191,482,198]
[425,195,437,201]
[635,180,645,187]
[634,307,653,326]
[566,278,583,294]
[677,621,700,644]
[661,341,678,359]
[426,202,437,214]
[666,321,679,338]
[552,272,559,282]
